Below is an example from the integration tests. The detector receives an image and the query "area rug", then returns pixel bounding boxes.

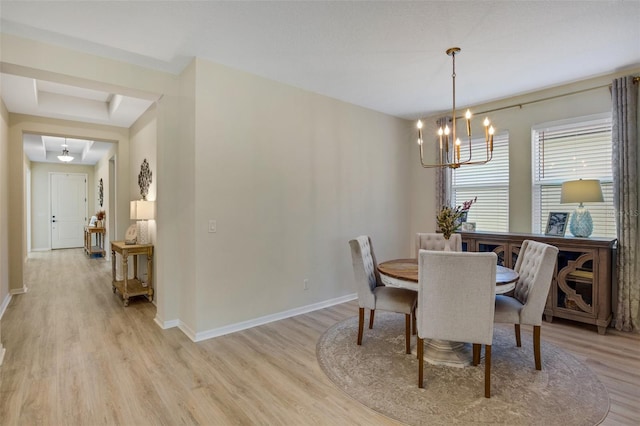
[317,312,609,425]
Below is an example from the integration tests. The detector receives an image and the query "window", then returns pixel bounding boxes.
[452,131,509,232]
[532,114,616,238]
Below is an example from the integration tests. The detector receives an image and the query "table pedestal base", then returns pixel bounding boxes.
[416,339,472,368]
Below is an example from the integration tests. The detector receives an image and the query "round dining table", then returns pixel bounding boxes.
[376,257,520,368]
[377,258,519,294]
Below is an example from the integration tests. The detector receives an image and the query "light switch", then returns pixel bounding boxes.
[208,220,217,233]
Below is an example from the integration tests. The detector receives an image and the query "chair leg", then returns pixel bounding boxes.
[514,324,521,347]
[417,337,424,388]
[357,308,364,345]
[472,343,480,366]
[485,345,492,398]
[412,306,417,335]
[534,325,542,370]
[405,313,411,354]
[369,309,375,329]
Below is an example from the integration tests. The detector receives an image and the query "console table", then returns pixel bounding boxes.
[459,231,617,334]
[111,241,154,306]
[84,226,105,257]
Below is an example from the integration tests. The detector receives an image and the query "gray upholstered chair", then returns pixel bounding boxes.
[417,250,497,398]
[349,236,417,354]
[416,233,462,255]
[494,239,558,370]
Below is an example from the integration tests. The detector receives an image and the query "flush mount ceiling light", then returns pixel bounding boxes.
[57,139,74,162]
[416,47,495,169]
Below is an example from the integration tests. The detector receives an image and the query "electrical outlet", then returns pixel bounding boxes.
[208,220,216,233]
[304,279,309,290]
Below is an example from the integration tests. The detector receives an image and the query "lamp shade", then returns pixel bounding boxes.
[130,200,155,220]
[560,179,604,204]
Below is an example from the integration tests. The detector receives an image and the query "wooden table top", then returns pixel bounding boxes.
[377,258,519,285]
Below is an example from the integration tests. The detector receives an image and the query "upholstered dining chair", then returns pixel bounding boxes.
[417,250,497,398]
[494,239,558,370]
[416,233,462,255]
[349,236,418,354]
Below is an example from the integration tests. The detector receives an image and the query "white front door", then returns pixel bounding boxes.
[51,173,87,249]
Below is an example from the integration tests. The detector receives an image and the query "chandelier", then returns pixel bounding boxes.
[417,47,495,169]
[57,139,74,162]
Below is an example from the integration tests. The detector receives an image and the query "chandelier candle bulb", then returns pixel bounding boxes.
[465,109,472,136]
[489,126,495,151]
[444,125,450,152]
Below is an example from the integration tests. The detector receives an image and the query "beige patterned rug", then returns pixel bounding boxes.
[317,312,609,425]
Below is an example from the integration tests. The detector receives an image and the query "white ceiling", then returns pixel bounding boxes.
[23,133,114,165]
[1,0,639,124]
[1,73,150,164]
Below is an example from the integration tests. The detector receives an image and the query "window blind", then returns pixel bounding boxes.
[532,115,616,238]
[452,132,509,232]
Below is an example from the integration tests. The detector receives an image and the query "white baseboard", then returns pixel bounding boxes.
[153,316,180,330]
[0,293,11,319]
[193,293,357,342]
[10,286,28,295]
[153,293,357,343]
[179,322,197,341]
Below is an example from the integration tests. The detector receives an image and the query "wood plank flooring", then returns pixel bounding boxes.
[0,249,638,425]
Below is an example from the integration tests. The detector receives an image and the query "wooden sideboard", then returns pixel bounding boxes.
[459,231,617,334]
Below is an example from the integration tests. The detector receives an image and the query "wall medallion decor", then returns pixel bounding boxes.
[98,178,104,207]
[138,159,152,200]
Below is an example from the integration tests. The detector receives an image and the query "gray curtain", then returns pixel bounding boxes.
[612,76,639,332]
[435,116,452,209]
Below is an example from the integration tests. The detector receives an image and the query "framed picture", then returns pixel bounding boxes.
[125,224,138,245]
[461,222,476,232]
[545,212,570,236]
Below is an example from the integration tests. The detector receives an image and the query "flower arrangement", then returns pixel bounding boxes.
[436,197,477,239]
[436,205,465,240]
[96,210,106,221]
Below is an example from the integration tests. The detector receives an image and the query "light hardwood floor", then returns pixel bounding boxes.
[0,249,638,425]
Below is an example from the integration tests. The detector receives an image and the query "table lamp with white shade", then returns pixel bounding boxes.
[130,200,155,244]
[560,179,603,237]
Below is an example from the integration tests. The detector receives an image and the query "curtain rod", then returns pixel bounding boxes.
[466,75,640,117]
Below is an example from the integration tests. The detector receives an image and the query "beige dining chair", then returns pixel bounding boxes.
[349,236,418,354]
[417,249,497,398]
[416,233,462,255]
[494,239,558,370]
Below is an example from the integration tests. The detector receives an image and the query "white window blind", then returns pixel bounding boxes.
[532,115,616,238]
[452,132,509,232]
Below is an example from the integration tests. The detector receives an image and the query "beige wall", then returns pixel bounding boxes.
[0,99,9,363]
[409,69,640,237]
[0,100,8,298]
[191,58,412,333]
[152,61,196,329]
[29,163,95,251]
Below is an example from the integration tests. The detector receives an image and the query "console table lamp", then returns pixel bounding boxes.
[560,179,603,237]
[130,200,155,244]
